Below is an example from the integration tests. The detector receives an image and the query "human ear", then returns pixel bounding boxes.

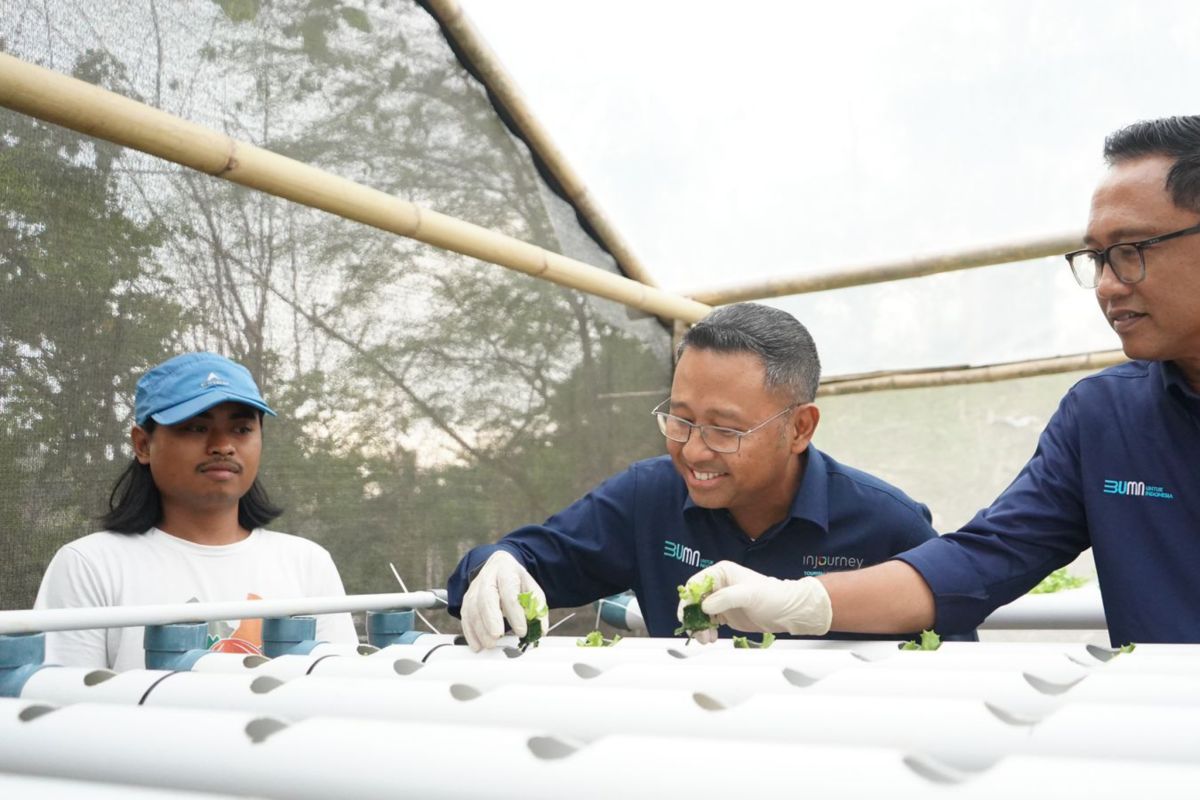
[789,403,820,453]
[131,426,152,464]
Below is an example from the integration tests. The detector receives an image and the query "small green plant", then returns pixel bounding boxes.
[732,632,776,649]
[1116,642,1136,655]
[577,630,622,647]
[1029,568,1088,594]
[674,575,717,638]
[517,592,548,651]
[899,629,942,651]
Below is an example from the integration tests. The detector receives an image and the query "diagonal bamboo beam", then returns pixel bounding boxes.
[685,232,1084,305]
[817,349,1127,396]
[423,0,659,289]
[0,52,711,323]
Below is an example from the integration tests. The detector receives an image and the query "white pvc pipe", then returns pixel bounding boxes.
[1099,652,1200,675]
[0,697,936,798]
[979,586,1107,629]
[20,668,159,705]
[13,674,1200,785]
[0,771,245,799]
[0,591,444,635]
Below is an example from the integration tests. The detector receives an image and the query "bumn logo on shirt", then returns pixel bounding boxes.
[1102,479,1175,500]
[663,540,713,569]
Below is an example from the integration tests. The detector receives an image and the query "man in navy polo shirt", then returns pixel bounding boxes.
[684,115,1200,647]
[447,303,941,650]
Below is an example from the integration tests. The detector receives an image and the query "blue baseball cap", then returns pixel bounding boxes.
[135,352,276,426]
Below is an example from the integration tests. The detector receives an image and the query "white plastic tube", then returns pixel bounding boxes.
[979,585,1107,629]
[0,771,245,799]
[0,592,443,635]
[0,697,933,798]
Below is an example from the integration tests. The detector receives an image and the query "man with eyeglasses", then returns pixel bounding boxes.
[681,115,1200,647]
[447,303,944,650]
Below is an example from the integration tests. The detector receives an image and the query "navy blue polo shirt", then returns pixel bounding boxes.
[899,360,1200,645]
[447,446,938,639]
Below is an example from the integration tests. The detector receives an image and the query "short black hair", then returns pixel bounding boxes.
[100,417,283,534]
[1104,115,1200,213]
[677,302,821,402]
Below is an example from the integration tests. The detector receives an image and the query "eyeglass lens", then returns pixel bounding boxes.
[1072,245,1141,287]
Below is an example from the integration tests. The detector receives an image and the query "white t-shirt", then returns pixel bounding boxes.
[34,528,358,671]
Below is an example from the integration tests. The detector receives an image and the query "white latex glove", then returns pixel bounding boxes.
[461,550,548,652]
[683,560,833,639]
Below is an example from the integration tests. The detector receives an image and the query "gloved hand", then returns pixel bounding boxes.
[461,550,548,652]
[679,560,832,640]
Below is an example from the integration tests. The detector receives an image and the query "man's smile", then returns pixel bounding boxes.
[1107,308,1148,332]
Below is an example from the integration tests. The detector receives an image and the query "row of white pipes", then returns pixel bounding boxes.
[9,639,1200,771]
[3,694,1199,798]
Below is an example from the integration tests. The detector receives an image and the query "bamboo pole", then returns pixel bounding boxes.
[423,0,659,290]
[817,349,1127,397]
[685,232,1084,304]
[0,52,711,324]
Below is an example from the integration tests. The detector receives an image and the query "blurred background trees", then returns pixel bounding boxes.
[0,0,670,631]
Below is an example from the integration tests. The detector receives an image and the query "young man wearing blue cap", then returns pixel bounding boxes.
[35,352,357,670]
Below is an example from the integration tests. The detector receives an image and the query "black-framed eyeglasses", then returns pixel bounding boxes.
[1064,221,1200,288]
[651,399,795,454]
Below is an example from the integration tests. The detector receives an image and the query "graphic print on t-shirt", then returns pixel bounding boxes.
[197,593,265,654]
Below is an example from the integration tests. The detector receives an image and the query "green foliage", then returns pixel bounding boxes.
[899,630,942,651]
[518,591,548,622]
[677,575,715,606]
[1117,643,1136,655]
[213,0,259,23]
[1029,568,1088,594]
[577,631,622,648]
[516,591,547,650]
[674,575,717,637]
[340,7,371,32]
[0,1,674,630]
[732,632,776,649]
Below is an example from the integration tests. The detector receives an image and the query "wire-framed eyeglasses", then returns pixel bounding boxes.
[651,400,796,454]
[1064,221,1200,288]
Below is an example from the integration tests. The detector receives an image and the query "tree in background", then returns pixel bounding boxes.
[0,51,186,609]
[0,1,670,612]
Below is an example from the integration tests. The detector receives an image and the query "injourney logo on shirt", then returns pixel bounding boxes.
[1102,479,1175,500]
[663,540,714,569]
[801,554,864,577]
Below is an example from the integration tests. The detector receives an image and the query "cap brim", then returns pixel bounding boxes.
[148,389,277,426]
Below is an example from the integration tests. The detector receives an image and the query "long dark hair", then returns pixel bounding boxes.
[100,419,284,534]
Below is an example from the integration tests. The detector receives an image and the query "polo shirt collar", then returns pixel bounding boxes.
[680,444,831,535]
[1160,360,1200,402]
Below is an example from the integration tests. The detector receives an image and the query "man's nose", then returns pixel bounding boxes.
[207,430,235,454]
[1094,259,1132,300]
[682,427,716,459]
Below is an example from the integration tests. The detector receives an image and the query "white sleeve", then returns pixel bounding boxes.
[308,547,359,644]
[33,546,113,669]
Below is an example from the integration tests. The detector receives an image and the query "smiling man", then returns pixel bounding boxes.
[684,115,1200,646]
[447,303,943,650]
[35,352,356,670]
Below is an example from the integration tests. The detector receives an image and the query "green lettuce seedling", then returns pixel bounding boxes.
[899,629,941,651]
[732,632,776,649]
[674,574,718,638]
[577,630,622,647]
[517,591,548,651]
[1029,568,1089,594]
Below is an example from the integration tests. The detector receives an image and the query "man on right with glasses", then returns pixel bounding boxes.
[683,115,1200,647]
